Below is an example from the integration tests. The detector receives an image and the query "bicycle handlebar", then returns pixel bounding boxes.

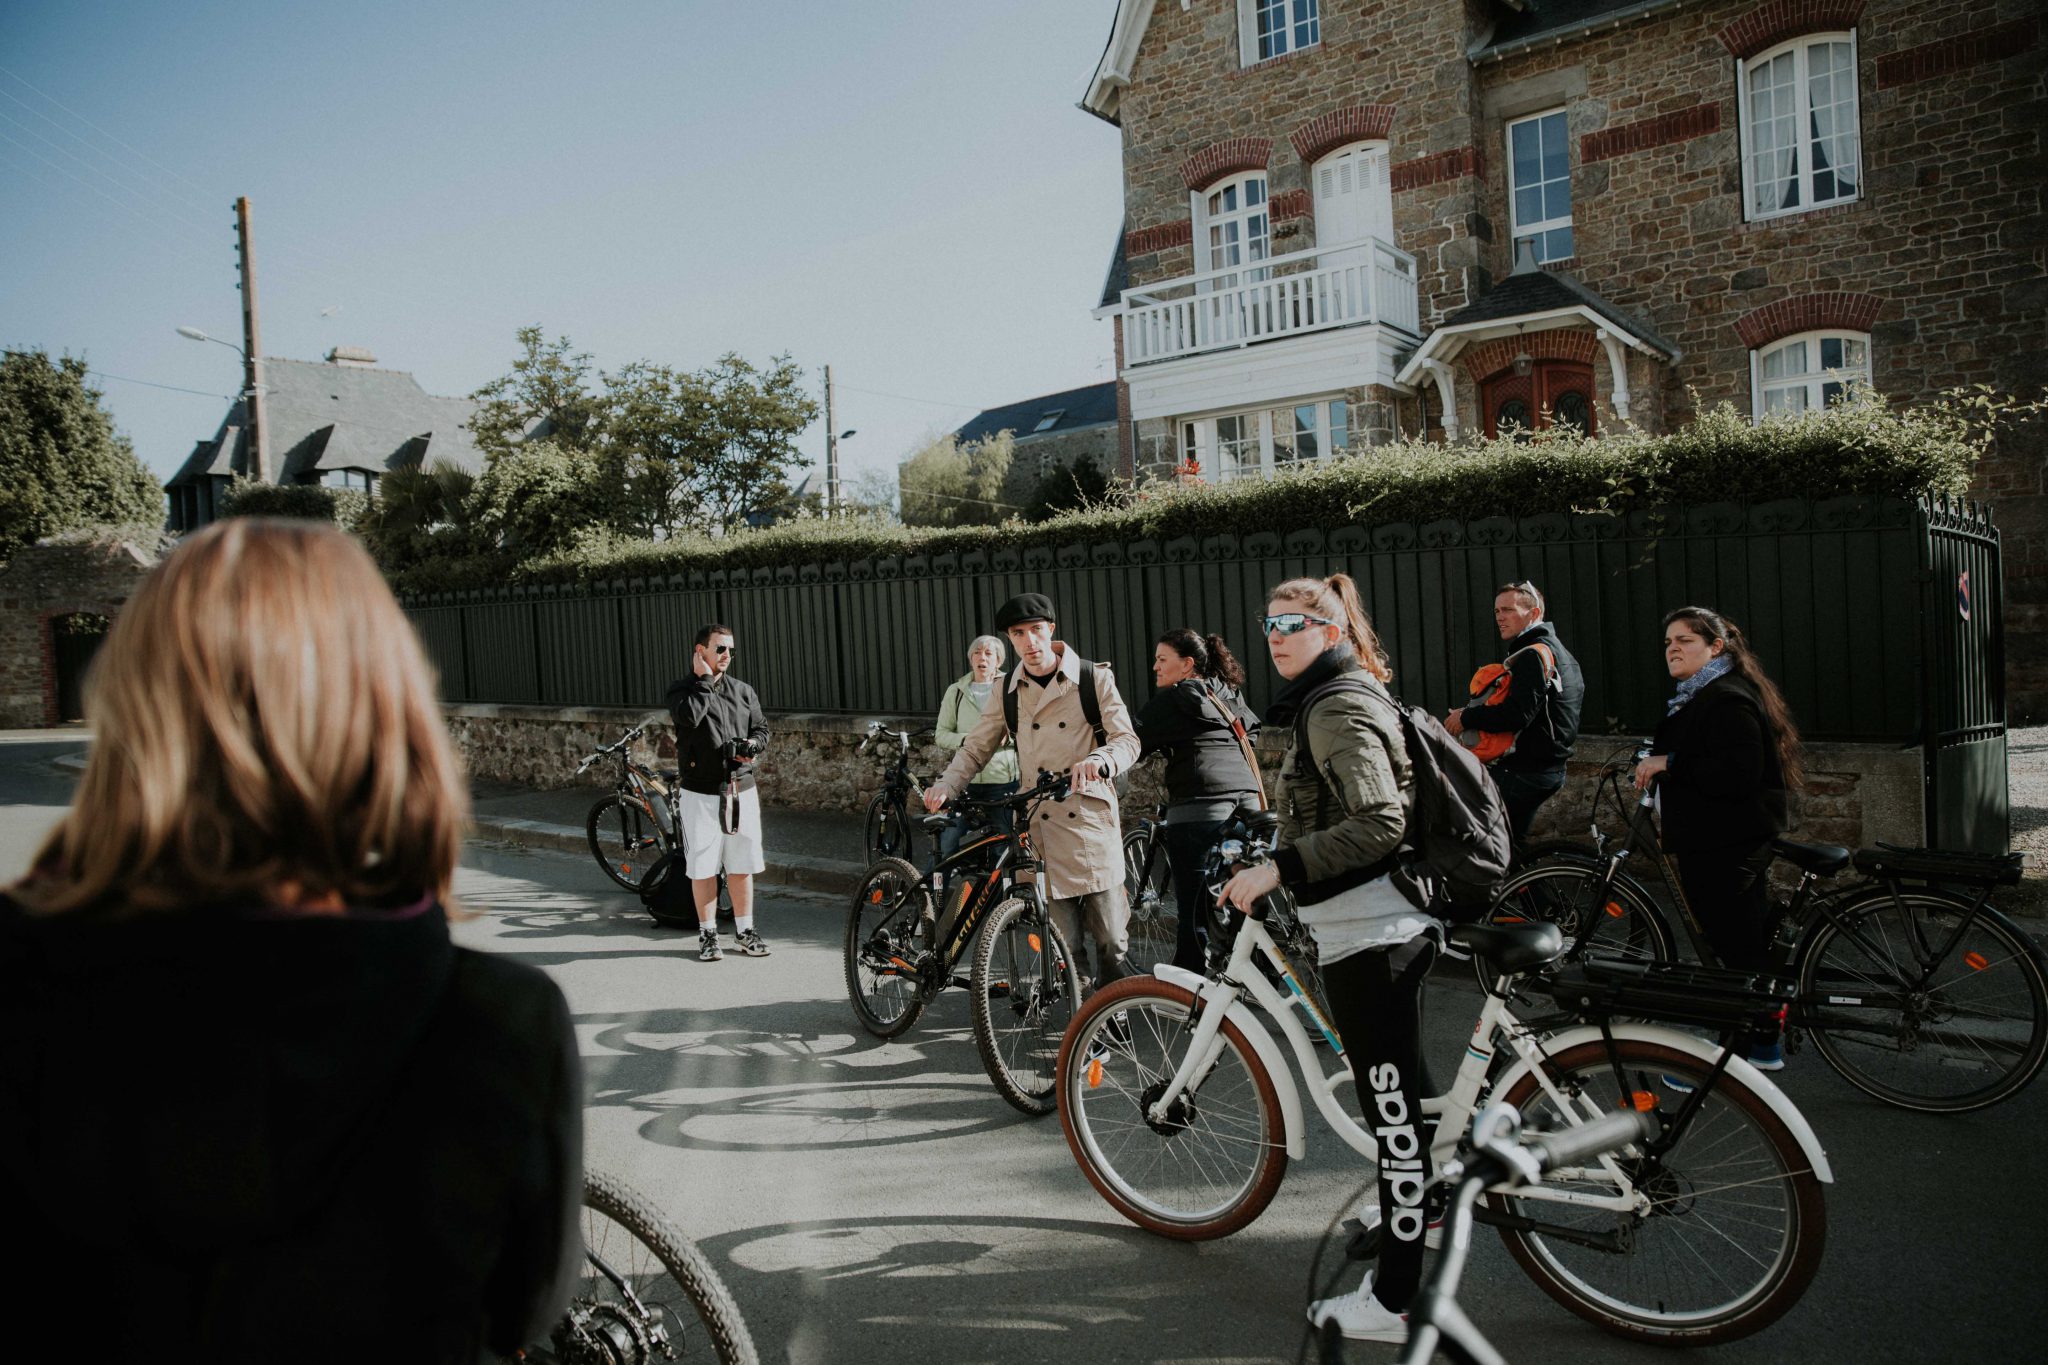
[574,723,646,774]
[1523,1109,1659,1176]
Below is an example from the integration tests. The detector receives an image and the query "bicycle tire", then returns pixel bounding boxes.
[1798,890,2048,1113]
[1122,827,1177,974]
[1057,975,1289,1239]
[1477,862,1676,990]
[586,794,667,893]
[568,1168,760,1365]
[1494,1038,1826,1345]
[864,790,915,864]
[844,857,932,1039]
[971,897,1083,1115]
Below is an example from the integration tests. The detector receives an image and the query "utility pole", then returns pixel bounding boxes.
[234,196,269,484]
[824,364,839,515]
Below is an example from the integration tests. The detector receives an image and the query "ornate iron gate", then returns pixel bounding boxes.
[1920,497,2008,853]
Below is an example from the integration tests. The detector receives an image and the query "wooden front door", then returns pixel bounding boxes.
[1482,361,1596,439]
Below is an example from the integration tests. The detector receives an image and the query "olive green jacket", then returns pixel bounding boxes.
[1271,672,1414,895]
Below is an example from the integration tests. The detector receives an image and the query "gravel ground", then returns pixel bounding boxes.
[2008,725,2048,918]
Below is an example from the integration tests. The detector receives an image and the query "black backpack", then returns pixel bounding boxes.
[1292,676,1512,919]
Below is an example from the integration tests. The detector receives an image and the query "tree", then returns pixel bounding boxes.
[1023,453,1110,522]
[0,349,163,562]
[840,466,901,520]
[675,353,820,533]
[469,440,612,555]
[354,459,478,568]
[467,327,608,456]
[898,430,1015,527]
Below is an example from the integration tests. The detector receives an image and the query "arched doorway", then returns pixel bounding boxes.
[1481,361,1596,439]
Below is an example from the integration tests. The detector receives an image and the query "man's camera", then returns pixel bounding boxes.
[720,736,765,766]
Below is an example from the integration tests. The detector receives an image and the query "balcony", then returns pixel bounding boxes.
[1118,237,1420,367]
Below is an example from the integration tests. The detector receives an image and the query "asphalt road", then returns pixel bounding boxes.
[6,731,2046,1363]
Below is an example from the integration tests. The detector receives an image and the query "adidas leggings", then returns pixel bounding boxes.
[1324,932,1439,1313]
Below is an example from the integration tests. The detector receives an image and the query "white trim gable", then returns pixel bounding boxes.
[1084,0,1156,122]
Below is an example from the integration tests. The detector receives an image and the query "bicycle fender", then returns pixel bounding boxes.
[1153,964,1307,1160]
[1493,1023,1834,1184]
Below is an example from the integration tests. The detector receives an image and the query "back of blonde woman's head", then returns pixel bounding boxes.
[18,518,467,916]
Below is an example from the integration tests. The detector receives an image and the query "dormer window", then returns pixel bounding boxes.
[1032,410,1065,434]
[1241,0,1319,66]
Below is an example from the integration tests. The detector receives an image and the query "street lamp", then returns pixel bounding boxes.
[176,325,243,358]
[177,325,267,482]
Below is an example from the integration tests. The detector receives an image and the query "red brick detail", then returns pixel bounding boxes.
[1124,219,1193,255]
[1290,105,1397,167]
[1581,103,1723,164]
[1391,146,1483,192]
[37,611,60,726]
[1733,292,1884,349]
[1874,17,2040,89]
[1179,137,1273,192]
[1269,188,1312,222]
[1461,330,1603,382]
[1113,317,1133,480]
[1717,1,1865,59]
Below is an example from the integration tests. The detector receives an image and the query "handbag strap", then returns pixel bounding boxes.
[1199,682,1268,811]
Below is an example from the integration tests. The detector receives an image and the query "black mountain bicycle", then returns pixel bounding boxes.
[1487,743,2048,1113]
[845,770,1083,1115]
[859,722,931,863]
[579,724,674,892]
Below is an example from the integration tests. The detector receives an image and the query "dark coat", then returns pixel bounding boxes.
[0,896,583,1364]
[1460,620,1584,774]
[1650,671,1792,853]
[1134,679,1261,808]
[665,671,770,796]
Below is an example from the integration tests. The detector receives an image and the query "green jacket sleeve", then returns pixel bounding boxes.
[1274,694,1408,887]
[936,680,969,752]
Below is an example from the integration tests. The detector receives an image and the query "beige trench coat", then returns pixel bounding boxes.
[930,644,1140,899]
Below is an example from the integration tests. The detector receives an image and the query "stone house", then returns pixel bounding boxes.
[0,532,161,728]
[949,380,1121,511]
[1082,0,2045,703]
[165,347,486,532]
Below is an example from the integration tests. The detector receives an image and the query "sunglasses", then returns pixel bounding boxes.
[710,644,734,655]
[1258,613,1335,637]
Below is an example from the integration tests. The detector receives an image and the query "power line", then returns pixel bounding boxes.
[838,383,986,412]
[87,370,234,399]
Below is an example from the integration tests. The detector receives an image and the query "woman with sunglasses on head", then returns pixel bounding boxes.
[1133,628,1261,971]
[1217,573,1439,1344]
[0,520,582,1363]
[1633,607,1805,1068]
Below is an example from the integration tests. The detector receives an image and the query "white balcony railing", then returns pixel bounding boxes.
[1120,236,1420,366]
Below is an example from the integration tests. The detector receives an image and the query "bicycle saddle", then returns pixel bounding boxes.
[1244,810,1281,840]
[918,813,954,832]
[1771,839,1850,877]
[1448,921,1565,974]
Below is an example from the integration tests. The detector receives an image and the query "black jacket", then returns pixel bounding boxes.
[1461,620,1584,774]
[0,896,583,1364]
[1134,679,1261,807]
[1650,672,1792,853]
[665,671,770,796]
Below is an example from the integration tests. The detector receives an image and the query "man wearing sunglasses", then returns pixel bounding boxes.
[1445,581,1584,846]
[666,624,772,961]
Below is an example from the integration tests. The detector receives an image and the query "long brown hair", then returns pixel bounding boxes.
[1663,605,1807,792]
[1267,572,1392,682]
[1157,627,1247,689]
[15,519,468,916]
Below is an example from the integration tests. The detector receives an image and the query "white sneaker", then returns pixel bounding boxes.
[1355,1199,1445,1250]
[1307,1274,1409,1343]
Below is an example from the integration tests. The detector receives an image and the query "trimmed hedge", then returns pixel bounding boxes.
[388,391,2019,596]
[222,479,368,529]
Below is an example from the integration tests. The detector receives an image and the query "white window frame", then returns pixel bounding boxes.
[1749,329,1871,418]
[1505,108,1574,265]
[1031,409,1064,434]
[1239,0,1321,67]
[1191,171,1271,285]
[1738,31,1862,223]
[1179,396,1352,482]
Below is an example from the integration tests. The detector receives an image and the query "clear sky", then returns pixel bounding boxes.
[0,0,1125,494]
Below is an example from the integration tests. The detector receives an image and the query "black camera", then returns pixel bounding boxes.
[721,737,764,766]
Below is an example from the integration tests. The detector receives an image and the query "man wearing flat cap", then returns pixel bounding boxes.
[924,592,1142,980]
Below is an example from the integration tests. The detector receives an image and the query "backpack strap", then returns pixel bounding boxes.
[1290,676,1383,772]
[1001,658,1110,749]
[1504,640,1559,688]
[1200,682,1268,810]
[1003,671,1019,738]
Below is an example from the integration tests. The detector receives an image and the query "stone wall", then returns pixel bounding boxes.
[995,424,1120,511]
[444,702,1923,850]
[0,536,159,728]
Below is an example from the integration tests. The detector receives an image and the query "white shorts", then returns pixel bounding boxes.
[677,786,766,880]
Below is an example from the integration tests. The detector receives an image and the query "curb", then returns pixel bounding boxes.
[467,815,866,898]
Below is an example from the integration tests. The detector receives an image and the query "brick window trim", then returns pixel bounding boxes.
[1269,188,1312,222]
[1391,145,1484,193]
[1180,137,1274,192]
[1874,16,2040,90]
[1581,102,1723,164]
[1125,219,1194,256]
[1290,105,1397,168]
[1718,0,1866,60]
[1735,195,1867,233]
[1462,330,1603,383]
[1734,292,1884,350]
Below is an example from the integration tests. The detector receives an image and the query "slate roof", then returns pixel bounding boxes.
[167,357,485,488]
[1472,0,1692,61]
[952,381,1119,446]
[1438,268,1679,356]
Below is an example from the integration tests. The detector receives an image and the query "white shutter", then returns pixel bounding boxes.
[1314,143,1391,267]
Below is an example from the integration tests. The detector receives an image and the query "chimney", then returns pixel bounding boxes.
[325,346,378,367]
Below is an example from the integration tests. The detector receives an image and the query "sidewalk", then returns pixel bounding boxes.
[468,778,873,896]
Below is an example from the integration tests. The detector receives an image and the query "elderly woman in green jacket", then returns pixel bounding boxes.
[934,635,1020,858]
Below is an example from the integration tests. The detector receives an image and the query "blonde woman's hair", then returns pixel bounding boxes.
[1268,572,1393,682]
[968,634,1007,664]
[15,519,468,917]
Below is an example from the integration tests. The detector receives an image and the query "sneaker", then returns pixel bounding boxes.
[733,929,772,957]
[1748,1039,1786,1071]
[1084,1012,1133,1065]
[1661,1073,1696,1094]
[698,931,724,963]
[1350,1200,1445,1253]
[1306,1274,1409,1344]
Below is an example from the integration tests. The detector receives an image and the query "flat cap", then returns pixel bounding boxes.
[994,592,1057,631]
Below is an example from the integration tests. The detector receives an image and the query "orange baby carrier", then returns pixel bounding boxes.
[1458,643,1558,764]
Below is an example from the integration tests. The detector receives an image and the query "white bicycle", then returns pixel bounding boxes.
[1055,813,1835,1346]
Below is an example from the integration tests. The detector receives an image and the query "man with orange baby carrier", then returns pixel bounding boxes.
[1446,580,1584,846]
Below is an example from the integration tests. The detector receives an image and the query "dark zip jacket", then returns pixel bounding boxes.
[665,671,771,796]
[1134,678,1261,808]
[1459,620,1584,774]
[1650,671,1792,853]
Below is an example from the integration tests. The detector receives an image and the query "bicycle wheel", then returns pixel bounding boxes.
[1798,891,2048,1113]
[971,897,1083,1115]
[1122,828,1177,974]
[844,857,932,1039]
[1478,863,1676,988]
[1495,1038,1826,1345]
[559,1168,760,1365]
[863,791,915,863]
[586,795,667,892]
[1058,976,1288,1239]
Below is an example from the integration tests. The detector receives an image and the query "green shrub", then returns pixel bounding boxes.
[221,479,368,530]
